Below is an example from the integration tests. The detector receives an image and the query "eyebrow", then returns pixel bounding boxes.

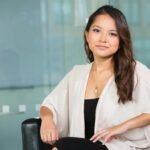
[92,25,117,32]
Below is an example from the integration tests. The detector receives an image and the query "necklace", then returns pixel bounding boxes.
[91,62,114,97]
[94,85,98,95]
[93,72,99,97]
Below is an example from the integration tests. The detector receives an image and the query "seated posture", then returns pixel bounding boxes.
[40,5,150,150]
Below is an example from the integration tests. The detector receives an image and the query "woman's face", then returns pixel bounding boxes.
[85,14,120,60]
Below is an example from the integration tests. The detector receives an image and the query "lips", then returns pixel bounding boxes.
[95,45,109,49]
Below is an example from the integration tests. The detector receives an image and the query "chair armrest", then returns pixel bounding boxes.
[21,118,50,150]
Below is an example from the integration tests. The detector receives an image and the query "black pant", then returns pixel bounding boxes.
[51,137,108,150]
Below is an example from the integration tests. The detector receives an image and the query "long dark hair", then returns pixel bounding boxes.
[84,5,136,104]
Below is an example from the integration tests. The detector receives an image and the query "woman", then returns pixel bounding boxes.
[40,5,150,150]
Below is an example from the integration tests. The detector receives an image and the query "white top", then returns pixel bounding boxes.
[41,61,150,150]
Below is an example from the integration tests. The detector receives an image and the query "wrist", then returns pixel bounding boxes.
[121,120,131,132]
[41,115,53,122]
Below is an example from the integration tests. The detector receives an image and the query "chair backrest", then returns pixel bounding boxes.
[21,118,50,150]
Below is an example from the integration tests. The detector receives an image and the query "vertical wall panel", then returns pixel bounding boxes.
[0,0,44,88]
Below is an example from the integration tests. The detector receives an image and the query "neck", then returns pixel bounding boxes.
[92,57,114,73]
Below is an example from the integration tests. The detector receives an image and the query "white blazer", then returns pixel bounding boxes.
[41,61,150,150]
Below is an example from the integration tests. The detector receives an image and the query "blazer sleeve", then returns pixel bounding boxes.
[134,62,150,114]
[41,67,75,137]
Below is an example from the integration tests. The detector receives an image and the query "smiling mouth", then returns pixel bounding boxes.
[95,45,109,49]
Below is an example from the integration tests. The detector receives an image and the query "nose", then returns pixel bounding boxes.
[99,33,107,43]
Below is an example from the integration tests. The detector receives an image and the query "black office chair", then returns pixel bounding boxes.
[21,118,52,150]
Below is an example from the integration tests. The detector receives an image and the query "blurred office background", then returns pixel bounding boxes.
[0,0,150,150]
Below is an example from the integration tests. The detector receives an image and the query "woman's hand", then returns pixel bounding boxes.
[90,123,128,143]
[90,113,150,143]
[40,116,59,145]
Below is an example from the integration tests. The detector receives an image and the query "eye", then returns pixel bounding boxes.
[92,28,100,33]
[109,32,118,37]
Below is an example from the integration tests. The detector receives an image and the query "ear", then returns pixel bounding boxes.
[85,31,89,43]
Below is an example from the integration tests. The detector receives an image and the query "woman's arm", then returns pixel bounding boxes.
[90,113,150,143]
[40,106,59,144]
[124,113,150,129]
[39,67,75,144]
